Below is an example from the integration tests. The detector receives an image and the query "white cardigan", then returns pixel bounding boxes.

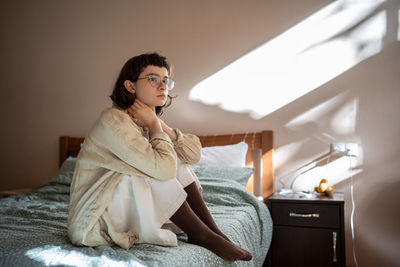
[67,107,201,249]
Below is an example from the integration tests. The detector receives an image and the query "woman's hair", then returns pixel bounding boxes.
[110,52,174,116]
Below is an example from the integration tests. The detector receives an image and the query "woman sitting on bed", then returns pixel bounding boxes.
[67,52,252,262]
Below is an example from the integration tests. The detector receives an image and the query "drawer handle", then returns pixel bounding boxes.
[289,212,320,218]
[333,232,337,262]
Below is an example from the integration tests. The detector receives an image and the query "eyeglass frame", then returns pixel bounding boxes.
[136,74,175,90]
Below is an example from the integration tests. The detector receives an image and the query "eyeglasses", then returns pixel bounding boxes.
[137,74,175,90]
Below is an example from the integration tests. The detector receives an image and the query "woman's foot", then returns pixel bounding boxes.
[183,183,234,242]
[170,201,252,262]
[188,230,252,262]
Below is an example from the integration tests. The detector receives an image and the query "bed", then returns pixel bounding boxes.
[0,131,274,267]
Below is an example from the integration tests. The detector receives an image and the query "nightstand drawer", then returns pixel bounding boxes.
[271,202,340,228]
[271,226,343,266]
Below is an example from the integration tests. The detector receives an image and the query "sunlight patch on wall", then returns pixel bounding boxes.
[275,146,363,191]
[26,246,146,267]
[285,93,348,130]
[286,93,359,136]
[398,8,400,40]
[274,139,310,171]
[331,98,359,135]
[189,0,386,119]
[278,92,363,191]
[291,155,362,192]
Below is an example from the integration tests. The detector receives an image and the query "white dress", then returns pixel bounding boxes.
[107,158,202,246]
[68,107,202,249]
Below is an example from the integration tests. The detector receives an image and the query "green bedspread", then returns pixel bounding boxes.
[0,160,272,267]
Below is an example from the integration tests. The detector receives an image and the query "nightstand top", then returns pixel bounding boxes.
[268,191,344,202]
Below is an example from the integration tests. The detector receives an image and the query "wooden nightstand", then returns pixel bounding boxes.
[0,188,32,198]
[265,192,345,267]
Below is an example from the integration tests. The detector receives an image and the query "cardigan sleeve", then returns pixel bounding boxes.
[92,108,177,180]
[171,128,202,165]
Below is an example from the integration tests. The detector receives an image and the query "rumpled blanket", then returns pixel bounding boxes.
[0,163,272,267]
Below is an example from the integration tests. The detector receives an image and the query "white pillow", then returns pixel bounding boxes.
[196,141,248,167]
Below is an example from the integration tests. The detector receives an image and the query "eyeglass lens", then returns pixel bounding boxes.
[148,76,174,90]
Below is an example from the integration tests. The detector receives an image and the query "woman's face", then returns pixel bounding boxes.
[131,65,169,109]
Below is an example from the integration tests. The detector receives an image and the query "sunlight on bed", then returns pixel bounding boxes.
[25,246,145,267]
[189,0,386,119]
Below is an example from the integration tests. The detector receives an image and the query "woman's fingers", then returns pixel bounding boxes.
[127,99,159,128]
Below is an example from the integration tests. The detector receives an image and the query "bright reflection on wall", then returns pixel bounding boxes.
[274,139,310,171]
[286,93,359,136]
[331,98,359,135]
[189,0,386,119]
[398,8,400,40]
[277,92,363,191]
[291,155,362,192]
[276,148,363,191]
[285,93,348,130]
[26,246,146,267]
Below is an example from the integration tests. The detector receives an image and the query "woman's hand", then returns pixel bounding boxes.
[127,99,162,134]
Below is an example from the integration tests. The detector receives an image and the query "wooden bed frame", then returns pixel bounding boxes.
[59,130,274,199]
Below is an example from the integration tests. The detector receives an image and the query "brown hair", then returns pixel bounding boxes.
[110,52,174,116]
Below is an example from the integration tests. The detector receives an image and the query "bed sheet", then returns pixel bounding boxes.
[0,161,272,267]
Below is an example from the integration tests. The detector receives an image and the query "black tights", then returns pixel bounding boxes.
[169,182,252,262]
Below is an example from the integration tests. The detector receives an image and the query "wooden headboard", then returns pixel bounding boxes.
[59,136,84,167]
[59,130,274,199]
[198,131,274,199]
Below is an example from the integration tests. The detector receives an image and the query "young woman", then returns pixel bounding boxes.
[67,53,252,262]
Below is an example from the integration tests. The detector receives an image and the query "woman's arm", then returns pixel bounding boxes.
[127,100,200,165]
[159,119,177,141]
[159,120,201,165]
[91,108,177,180]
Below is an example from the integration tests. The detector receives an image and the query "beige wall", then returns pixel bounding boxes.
[1,0,399,266]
